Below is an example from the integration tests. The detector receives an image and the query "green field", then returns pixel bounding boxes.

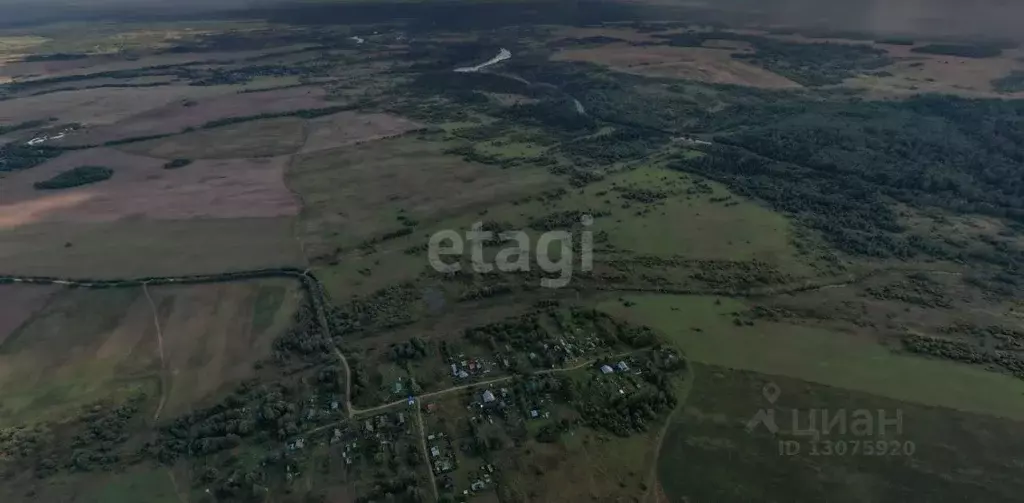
[600,294,1024,420]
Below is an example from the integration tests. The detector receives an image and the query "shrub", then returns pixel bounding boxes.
[163,158,192,169]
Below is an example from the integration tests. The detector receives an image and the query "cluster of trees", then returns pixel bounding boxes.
[560,126,668,164]
[902,334,1024,379]
[614,186,669,204]
[876,38,916,46]
[272,302,334,363]
[940,322,1024,351]
[462,308,655,371]
[528,209,606,231]
[330,282,421,332]
[389,337,429,365]
[177,63,324,87]
[0,395,145,480]
[164,158,192,169]
[20,52,88,62]
[33,165,113,190]
[575,349,684,436]
[154,371,340,465]
[355,475,426,503]
[686,259,793,291]
[864,277,952,308]
[0,143,63,172]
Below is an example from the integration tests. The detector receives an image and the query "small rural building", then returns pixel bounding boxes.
[482,390,496,403]
[600,365,614,374]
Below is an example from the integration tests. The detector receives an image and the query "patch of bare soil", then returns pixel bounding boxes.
[300,111,424,154]
[0,147,298,229]
[552,43,802,89]
[52,86,328,146]
[0,284,59,345]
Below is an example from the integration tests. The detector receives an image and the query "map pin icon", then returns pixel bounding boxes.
[763,382,781,404]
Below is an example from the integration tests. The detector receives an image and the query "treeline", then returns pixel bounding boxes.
[911,44,1003,58]
[33,165,112,190]
[200,104,356,130]
[177,63,324,87]
[20,52,88,62]
[993,71,1024,94]
[0,119,48,136]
